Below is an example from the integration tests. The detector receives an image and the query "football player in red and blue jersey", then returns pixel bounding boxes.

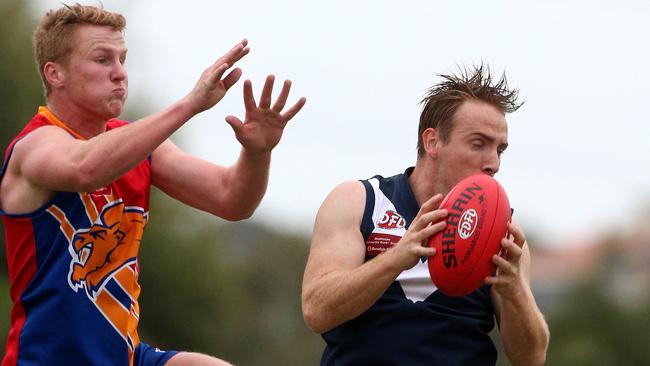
[0,3,305,366]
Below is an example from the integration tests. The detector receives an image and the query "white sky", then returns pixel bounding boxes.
[35,0,650,247]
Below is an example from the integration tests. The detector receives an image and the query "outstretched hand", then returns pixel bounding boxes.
[187,39,250,114]
[225,75,306,153]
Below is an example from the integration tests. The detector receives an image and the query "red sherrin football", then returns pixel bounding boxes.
[427,174,511,297]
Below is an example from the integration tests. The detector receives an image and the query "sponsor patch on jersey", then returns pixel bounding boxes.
[377,210,405,229]
[366,232,401,257]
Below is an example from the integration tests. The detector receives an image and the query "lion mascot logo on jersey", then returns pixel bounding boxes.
[47,194,147,352]
[68,199,145,297]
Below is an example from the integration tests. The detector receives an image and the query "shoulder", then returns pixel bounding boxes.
[329,180,365,197]
[9,124,77,162]
[315,180,366,228]
[321,180,366,209]
[4,114,58,157]
[11,123,79,156]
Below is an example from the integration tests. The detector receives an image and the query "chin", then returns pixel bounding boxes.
[106,110,123,119]
[107,102,125,118]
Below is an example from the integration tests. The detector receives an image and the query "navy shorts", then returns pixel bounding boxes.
[134,342,178,366]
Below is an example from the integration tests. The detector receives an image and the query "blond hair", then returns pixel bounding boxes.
[33,3,126,96]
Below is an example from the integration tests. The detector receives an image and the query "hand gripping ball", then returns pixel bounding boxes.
[427,174,511,297]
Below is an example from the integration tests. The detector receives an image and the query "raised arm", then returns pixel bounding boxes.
[151,74,306,221]
[301,181,447,333]
[487,222,550,366]
[1,40,249,214]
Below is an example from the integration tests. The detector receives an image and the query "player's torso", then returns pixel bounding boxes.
[321,168,497,366]
[1,112,151,366]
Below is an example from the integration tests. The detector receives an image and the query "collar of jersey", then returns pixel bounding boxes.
[38,106,86,140]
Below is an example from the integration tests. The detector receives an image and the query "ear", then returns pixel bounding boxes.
[421,127,440,158]
[43,61,65,90]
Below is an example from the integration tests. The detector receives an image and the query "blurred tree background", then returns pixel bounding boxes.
[0,1,324,364]
[2,1,650,365]
[0,0,46,352]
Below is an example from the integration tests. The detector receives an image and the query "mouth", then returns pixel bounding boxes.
[112,88,127,99]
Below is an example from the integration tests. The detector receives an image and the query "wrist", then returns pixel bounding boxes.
[177,93,204,117]
[240,147,272,161]
[501,280,534,305]
[376,250,405,278]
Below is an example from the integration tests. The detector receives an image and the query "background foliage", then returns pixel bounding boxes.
[0,2,323,364]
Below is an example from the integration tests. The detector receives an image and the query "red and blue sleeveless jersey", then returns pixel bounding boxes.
[321,167,497,365]
[1,107,151,365]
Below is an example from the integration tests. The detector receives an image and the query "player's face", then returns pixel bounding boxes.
[435,100,508,195]
[60,25,128,120]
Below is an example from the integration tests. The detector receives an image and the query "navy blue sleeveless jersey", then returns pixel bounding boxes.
[320,167,497,366]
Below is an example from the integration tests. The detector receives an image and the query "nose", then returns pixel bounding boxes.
[482,151,500,176]
[111,61,127,83]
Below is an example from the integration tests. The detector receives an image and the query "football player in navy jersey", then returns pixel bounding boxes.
[302,65,549,366]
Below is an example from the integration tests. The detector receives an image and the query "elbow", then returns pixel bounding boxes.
[215,206,256,222]
[210,195,260,221]
[511,333,550,366]
[527,351,547,366]
[537,327,550,365]
[302,304,328,334]
[511,351,547,366]
[302,296,333,334]
[533,321,550,366]
[229,207,256,221]
[521,349,546,366]
[75,163,106,192]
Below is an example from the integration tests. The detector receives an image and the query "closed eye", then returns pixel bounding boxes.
[497,144,508,157]
[471,140,484,150]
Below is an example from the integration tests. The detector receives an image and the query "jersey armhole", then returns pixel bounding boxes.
[360,179,375,241]
[0,142,18,184]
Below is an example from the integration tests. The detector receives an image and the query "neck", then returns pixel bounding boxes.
[46,96,107,139]
[409,158,445,206]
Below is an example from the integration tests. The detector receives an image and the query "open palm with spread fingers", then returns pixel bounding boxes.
[225,74,306,153]
[187,39,250,114]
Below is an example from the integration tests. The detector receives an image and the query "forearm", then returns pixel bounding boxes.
[218,148,272,220]
[69,99,195,190]
[302,252,402,333]
[499,288,550,366]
